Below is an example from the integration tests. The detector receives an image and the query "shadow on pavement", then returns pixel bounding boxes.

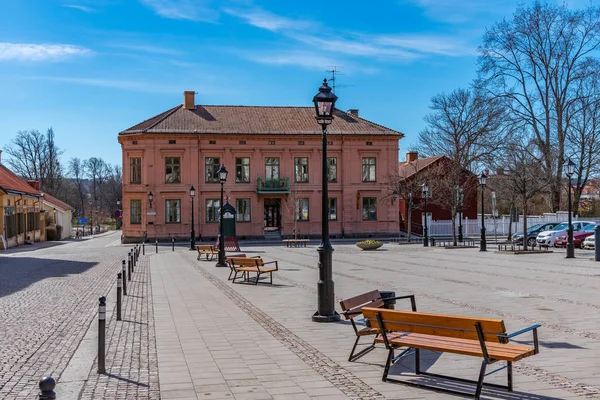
[0,256,97,299]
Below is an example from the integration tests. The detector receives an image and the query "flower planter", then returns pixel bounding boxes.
[356,242,383,250]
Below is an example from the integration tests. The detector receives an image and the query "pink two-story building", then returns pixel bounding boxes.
[118,91,403,243]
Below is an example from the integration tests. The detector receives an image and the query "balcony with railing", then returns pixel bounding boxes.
[257,177,290,194]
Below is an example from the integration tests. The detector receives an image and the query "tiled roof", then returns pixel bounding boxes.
[42,192,74,211]
[0,164,41,196]
[398,156,445,178]
[120,105,404,137]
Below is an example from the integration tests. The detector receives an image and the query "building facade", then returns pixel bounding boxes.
[0,152,44,249]
[118,92,403,243]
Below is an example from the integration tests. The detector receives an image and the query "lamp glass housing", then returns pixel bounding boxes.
[312,79,338,125]
[566,159,575,176]
[218,164,228,183]
[190,185,195,197]
[421,183,429,197]
[479,172,487,186]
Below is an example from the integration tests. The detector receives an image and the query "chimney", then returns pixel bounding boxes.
[406,151,418,163]
[495,168,504,175]
[26,180,40,190]
[347,109,359,118]
[184,91,195,110]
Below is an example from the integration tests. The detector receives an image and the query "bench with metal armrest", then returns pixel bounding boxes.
[339,290,417,362]
[196,244,219,261]
[226,257,278,285]
[361,307,540,399]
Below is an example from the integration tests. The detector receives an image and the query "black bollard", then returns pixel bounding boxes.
[98,296,106,373]
[121,260,127,296]
[38,376,56,400]
[117,272,122,321]
[595,225,600,262]
[130,250,135,273]
[142,242,145,255]
[128,252,132,281]
[155,238,158,253]
[172,237,175,251]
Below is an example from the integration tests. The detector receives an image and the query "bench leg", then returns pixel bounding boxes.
[507,362,513,391]
[474,360,487,399]
[348,336,376,362]
[382,349,394,382]
[415,349,420,375]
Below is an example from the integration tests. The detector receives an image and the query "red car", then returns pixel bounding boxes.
[554,224,596,248]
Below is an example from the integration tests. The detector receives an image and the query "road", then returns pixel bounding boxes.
[0,232,127,399]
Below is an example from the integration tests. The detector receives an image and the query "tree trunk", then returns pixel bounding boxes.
[451,210,457,246]
[407,207,412,242]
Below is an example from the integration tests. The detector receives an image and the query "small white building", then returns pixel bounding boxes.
[42,192,74,240]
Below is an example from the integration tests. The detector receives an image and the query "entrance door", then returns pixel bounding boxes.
[264,199,281,230]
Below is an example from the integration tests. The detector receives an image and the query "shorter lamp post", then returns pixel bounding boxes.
[457,186,464,242]
[479,172,487,252]
[422,183,429,247]
[216,165,228,267]
[190,185,196,250]
[116,199,121,229]
[566,159,575,259]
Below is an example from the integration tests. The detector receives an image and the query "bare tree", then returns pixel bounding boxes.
[478,2,600,212]
[281,185,304,239]
[498,135,550,250]
[418,87,511,171]
[4,128,64,195]
[68,157,88,217]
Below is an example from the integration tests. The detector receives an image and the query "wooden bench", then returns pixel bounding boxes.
[361,307,540,399]
[282,239,310,247]
[196,244,219,261]
[340,290,416,362]
[227,257,278,285]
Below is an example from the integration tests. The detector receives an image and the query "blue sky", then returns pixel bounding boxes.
[0,0,591,169]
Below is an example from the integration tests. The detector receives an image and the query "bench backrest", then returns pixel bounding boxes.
[196,245,216,251]
[339,290,384,320]
[362,307,506,343]
[229,257,264,267]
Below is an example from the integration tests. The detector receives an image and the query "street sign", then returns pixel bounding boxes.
[78,217,89,225]
[114,210,122,218]
[147,211,156,216]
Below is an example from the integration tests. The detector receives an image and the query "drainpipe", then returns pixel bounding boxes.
[341,135,345,237]
[14,196,23,245]
[32,197,41,243]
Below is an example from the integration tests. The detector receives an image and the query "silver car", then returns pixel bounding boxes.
[536,221,594,247]
[583,235,595,250]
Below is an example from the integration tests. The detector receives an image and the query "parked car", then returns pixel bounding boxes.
[511,222,560,247]
[583,235,595,250]
[536,221,594,247]
[554,223,597,248]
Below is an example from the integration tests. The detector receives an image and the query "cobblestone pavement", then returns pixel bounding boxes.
[78,253,159,400]
[0,232,128,399]
[153,242,600,400]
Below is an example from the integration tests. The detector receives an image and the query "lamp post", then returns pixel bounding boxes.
[216,165,228,268]
[311,78,340,323]
[479,172,487,252]
[422,183,429,247]
[190,186,196,250]
[566,159,576,259]
[457,186,464,242]
[116,199,121,229]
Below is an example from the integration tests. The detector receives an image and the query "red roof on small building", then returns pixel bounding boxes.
[0,164,41,196]
[398,156,445,178]
[42,192,74,212]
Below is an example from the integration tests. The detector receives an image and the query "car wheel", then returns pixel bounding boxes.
[581,241,586,249]
[527,238,536,247]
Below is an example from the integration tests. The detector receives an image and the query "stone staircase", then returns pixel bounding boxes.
[263,230,282,241]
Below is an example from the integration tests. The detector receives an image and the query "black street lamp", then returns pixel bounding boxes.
[116,199,121,230]
[311,78,340,323]
[148,191,154,208]
[479,172,487,252]
[566,158,576,259]
[216,165,228,268]
[190,185,196,250]
[422,183,429,247]
[456,186,464,242]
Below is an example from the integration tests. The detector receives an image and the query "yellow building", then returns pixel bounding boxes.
[0,152,44,249]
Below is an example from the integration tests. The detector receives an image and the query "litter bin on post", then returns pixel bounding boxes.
[379,291,396,310]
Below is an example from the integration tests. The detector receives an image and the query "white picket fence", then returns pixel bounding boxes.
[427,213,599,237]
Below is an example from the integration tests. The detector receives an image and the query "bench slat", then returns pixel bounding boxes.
[363,308,506,343]
[376,332,534,362]
[340,290,381,311]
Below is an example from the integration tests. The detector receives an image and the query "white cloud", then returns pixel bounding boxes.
[62,4,95,13]
[241,51,338,70]
[223,8,314,32]
[139,0,219,22]
[407,0,516,23]
[374,34,475,56]
[0,43,92,61]
[28,76,186,93]
[109,44,182,55]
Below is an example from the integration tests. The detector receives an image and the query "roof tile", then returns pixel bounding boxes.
[0,164,41,196]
